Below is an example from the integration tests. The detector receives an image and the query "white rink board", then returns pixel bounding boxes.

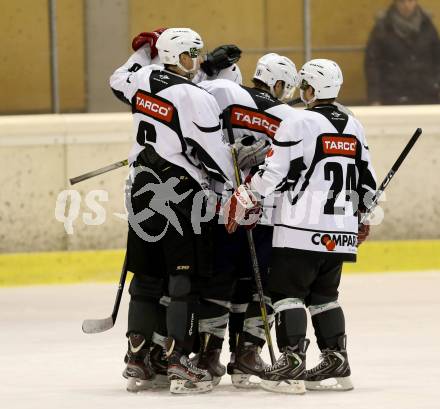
[1,272,440,409]
[1,106,439,252]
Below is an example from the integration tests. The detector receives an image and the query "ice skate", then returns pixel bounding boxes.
[122,333,155,393]
[260,338,309,394]
[305,335,353,391]
[227,342,267,389]
[167,344,213,394]
[149,343,170,388]
[194,334,226,387]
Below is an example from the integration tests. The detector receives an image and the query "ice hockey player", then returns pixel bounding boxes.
[113,28,242,393]
[195,53,298,388]
[110,27,236,394]
[224,59,376,394]
[114,27,242,392]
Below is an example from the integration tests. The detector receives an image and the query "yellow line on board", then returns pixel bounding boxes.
[0,241,439,287]
[0,249,126,287]
[343,240,440,273]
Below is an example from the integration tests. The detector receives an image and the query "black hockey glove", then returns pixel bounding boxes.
[200,44,242,76]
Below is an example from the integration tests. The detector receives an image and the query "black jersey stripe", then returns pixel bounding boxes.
[307,104,349,134]
[111,88,131,106]
[274,224,357,235]
[193,122,222,133]
[241,86,283,110]
[272,139,302,147]
[185,138,228,182]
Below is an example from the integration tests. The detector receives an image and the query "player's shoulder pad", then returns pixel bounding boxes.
[149,68,203,95]
[348,114,366,134]
[267,102,296,119]
[199,78,241,92]
[241,86,284,112]
[137,63,162,74]
[197,78,242,106]
[296,107,323,121]
[274,110,308,140]
[289,108,324,133]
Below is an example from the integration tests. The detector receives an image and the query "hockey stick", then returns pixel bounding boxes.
[223,107,277,365]
[360,128,422,225]
[70,159,129,185]
[82,251,128,333]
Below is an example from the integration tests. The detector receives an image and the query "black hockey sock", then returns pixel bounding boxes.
[228,311,245,352]
[201,334,224,351]
[167,300,199,355]
[155,302,168,338]
[311,307,345,350]
[275,308,307,350]
[199,299,229,349]
[127,296,159,340]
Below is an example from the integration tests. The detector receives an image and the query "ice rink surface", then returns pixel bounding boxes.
[1,271,440,409]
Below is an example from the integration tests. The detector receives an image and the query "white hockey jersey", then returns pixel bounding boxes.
[198,79,296,224]
[250,104,377,260]
[193,64,242,85]
[110,51,234,190]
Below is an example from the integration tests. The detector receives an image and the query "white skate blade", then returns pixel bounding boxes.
[306,376,353,391]
[126,377,155,393]
[260,379,306,395]
[231,373,261,389]
[170,379,213,394]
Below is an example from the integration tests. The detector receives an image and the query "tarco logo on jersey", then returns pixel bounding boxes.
[231,107,280,138]
[322,136,357,156]
[311,233,357,251]
[135,92,173,122]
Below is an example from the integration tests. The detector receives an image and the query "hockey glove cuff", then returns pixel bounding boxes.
[357,222,370,246]
[132,28,167,58]
[223,184,261,234]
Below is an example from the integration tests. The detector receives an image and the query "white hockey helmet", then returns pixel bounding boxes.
[253,53,298,100]
[156,28,204,73]
[297,59,343,101]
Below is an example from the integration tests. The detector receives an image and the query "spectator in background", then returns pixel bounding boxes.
[365,0,440,105]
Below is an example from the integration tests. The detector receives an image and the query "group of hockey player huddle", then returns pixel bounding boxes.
[107,27,376,395]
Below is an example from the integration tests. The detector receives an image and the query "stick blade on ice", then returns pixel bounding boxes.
[82,317,114,334]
